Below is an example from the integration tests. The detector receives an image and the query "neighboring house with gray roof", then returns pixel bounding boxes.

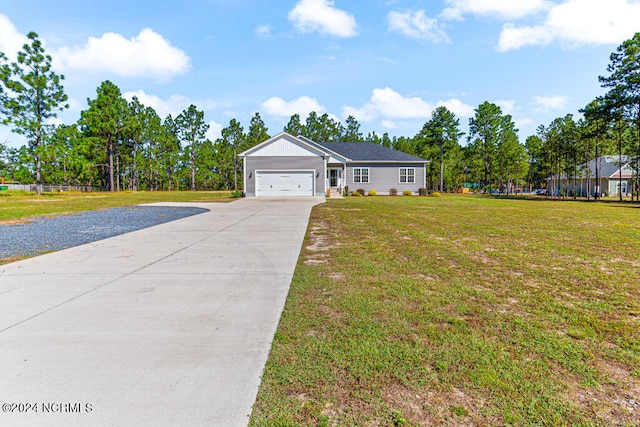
[547,155,635,197]
[239,132,429,197]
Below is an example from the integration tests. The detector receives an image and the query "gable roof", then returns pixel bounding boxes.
[315,141,428,163]
[238,132,326,157]
[238,132,429,163]
[582,155,634,178]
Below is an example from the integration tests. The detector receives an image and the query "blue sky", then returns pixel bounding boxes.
[1,0,639,148]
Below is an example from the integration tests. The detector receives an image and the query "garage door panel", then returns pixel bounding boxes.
[256,171,314,197]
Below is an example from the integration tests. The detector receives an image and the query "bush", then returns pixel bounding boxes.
[368,189,377,196]
[402,190,413,196]
[430,191,442,197]
[351,191,363,197]
[356,188,365,196]
[418,188,428,196]
[231,190,243,198]
[326,189,331,198]
[389,188,398,196]
[343,185,349,196]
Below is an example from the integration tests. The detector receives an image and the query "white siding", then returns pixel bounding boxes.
[249,137,317,157]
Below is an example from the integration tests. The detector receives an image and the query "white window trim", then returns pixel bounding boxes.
[399,167,415,184]
[353,167,370,184]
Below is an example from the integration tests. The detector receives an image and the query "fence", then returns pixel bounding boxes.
[1,184,103,193]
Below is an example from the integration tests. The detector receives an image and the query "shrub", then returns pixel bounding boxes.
[430,191,442,197]
[389,188,398,196]
[402,190,413,196]
[418,188,428,196]
[231,190,243,198]
[351,191,363,197]
[343,185,349,196]
[368,189,377,196]
[356,188,365,196]
[326,189,331,198]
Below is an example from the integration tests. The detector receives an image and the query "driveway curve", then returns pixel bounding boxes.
[0,198,324,426]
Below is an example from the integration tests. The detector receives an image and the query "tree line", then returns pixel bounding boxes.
[2,32,640,198]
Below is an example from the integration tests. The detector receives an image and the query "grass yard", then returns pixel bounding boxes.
[0,190,234,222]
[251,195,640,426]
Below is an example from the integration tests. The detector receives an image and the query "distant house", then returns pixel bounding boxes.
[238,132,429,197]
[547,155,635,197]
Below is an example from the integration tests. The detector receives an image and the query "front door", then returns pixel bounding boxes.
[328,168,341,188]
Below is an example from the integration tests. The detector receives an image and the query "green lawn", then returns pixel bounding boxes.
[250,195,640,426]
[0,190,234,222]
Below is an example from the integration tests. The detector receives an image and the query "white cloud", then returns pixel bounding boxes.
[533,95,569,111]
[436,98,475,117]
[343,88,475,123]
[288,0,358,38]
[260,96,326,119]
[0,14,28,60]
[54,28,190,80]
[387,10,450,43]
[367,87,432,119]
[381,120,398,129]
[515,117,534,129]
[255,25,271,38]
[442,0,550,20]
[497,24,552,51]
[494,99,516,114]
[123,90,193,119]
[206,120,223,141]
[497,0,640,52]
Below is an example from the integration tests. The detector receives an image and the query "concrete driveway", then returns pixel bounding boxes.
[0,198,323,426]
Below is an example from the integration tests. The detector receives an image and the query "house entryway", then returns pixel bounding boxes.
[327,168,343,194]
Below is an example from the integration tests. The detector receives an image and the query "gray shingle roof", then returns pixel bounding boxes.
[582,156,629,178]
[314,141,428,162]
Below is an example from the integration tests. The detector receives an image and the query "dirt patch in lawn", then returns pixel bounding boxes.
[382,383,501,426]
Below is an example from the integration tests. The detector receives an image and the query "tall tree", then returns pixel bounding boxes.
[176,104,209,191]
[0,52,9,119]
[524,134,544,191]
[495,119,527,194]
[0,32,68,194]
[283,113,304,136]
[45,124,85,185]
[140,106,165,191]
[219,119,245,191]
[467,102,504,190]
[343,115,363,142]
[80,81,127,191]
[599,32,640,201]
[247,112,270,148]
[304,112,343,141]
[416,106,463,192]
[580,99,611,200]
[161,114,184,190]
[124,96,146,191]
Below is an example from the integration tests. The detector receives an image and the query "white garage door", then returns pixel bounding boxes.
[255,171,314,197]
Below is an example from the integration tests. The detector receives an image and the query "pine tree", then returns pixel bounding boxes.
[0,32,68,194]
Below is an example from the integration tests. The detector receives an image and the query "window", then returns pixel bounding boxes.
[616,181,628,195]
[400,168,415,183]
[353,167,369,183]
